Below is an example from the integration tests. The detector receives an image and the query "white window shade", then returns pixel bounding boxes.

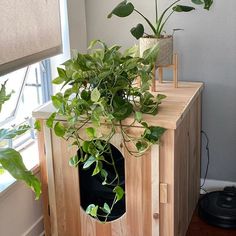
[0,0,62,76]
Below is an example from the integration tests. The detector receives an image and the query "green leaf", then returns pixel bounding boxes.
[0,125,30,142]
[51,95,63,109]
[113,103,133,120]
[86,204,98,217]
[101,169,108,185]
[83,156,96,169]
[135,111,142,122]
[0,166,5,175]
[157,94,167,100]
[112,95,133,121]
[82,141,90,153]
[113,185,125,203]
[54,122,65,137]
[136,140,148,152]
[69,155,79,167]
[0,148,41,199]
[52,76,65,85]
[57,67,67,79]
[173,5,195,12]
[0,81,13,112]
[123,45,139,57]
[191,0,204,5]
[130,24,144,40]
[108,0,134,18]
[101,203,111,214]
[46,112,56,128]
[34,120,41,131]
[203,0,213,10]
[142,44,160,64]
[144,126,166,143]
[91,88,100,102]
[91,107,102,127]
[141,121,148,128]
[92,161,102,176]
[85,127,96,139]
[81,90,90,101]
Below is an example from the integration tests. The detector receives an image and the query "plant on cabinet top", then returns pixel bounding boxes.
[46,40,166,222]
[108,0,214,39]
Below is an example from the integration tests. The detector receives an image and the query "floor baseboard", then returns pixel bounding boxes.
[22,215,44,236]
[200,178,236,194]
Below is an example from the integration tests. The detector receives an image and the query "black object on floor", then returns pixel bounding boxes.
[199,186,236,229]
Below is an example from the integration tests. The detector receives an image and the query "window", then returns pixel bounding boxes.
[0,60,52,192]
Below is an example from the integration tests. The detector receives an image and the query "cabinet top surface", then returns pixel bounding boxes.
[33,81,203,129]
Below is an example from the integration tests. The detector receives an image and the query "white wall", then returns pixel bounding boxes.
[0,177,43,236]
[67,0,87,52]
[85,0,236,181]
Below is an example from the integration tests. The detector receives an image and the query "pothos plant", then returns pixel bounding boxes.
[0,81,41,199]
[108,0,214,39]
[47,40,166,222]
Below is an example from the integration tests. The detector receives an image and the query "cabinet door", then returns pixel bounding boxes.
[41,126,160,236]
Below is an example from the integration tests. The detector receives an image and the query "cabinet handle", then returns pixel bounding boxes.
[160,183,168,204]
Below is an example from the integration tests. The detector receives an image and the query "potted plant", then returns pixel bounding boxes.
[46,40,166,222]
[0,81,41,199]
[108,0,214,66]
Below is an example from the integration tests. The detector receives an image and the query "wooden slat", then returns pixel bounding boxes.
[44,124,58,236]
[174,113,190,236]
[151,145,160,235]
[50,131,81,235]
[159,130,175,236]
[37,120,51,236]
[125,139,144,236]
[80,211,96,236]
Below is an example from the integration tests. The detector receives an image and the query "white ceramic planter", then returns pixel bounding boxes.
[139,36,173,66]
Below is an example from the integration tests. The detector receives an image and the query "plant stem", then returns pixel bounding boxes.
[155,0,158,23]
[159,11,175,36]
[134,9,157,35]
[156,0,181,37]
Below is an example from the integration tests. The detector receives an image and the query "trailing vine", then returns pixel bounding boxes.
[47,40,166,222]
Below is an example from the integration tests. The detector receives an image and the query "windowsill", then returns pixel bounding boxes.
[0,140,40,195]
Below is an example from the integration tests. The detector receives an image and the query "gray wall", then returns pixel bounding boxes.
[84,0,236,182]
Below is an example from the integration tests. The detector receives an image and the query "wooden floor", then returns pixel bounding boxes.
[186,209,236,236]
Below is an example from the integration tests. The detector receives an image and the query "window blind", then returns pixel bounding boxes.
[0,0,62,76]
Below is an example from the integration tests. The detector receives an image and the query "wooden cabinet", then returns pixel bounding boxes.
[33,82,202,236]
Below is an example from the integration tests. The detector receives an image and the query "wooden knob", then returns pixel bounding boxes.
[153,213,159,219]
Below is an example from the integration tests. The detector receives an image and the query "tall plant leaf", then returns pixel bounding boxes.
[173,5,195,12]
[203,0,213,10]
[108,0,134,18]
[130,24,144,39]
[191,0,204,4]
